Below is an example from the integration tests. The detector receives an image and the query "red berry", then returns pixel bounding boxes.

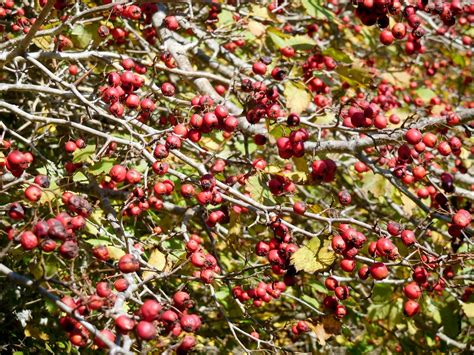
[403,282,422,299]
[403,300,420,317]
[118,254,140,273]
[452,209,471,228]
[370,262,389,280]
[136,321,156,340]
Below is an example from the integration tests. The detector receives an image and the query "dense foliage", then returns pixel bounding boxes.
[0,0,473,353]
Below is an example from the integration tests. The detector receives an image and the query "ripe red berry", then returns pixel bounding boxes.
[338,190,352,205]
[403,282,422,299]
[118,254,140,273]
[325,276,338,290]
[65,141,78,153]
[293,201,306,215]
[161,82,175,96]
[452,209,472,228]
[405,128,422,145]
[252,61,267,75]
[140,299,162,321]
[136,321,156,340]
[379,30,394,45]
[115,314,135,334]
[20,231,38,250]
[340,259,356,272]
[24,185,42,202]
[401,229,416,246]
[403,300,420,317]
[370,262,389,280]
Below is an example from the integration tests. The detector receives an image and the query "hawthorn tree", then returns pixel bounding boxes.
[0,0,473,353]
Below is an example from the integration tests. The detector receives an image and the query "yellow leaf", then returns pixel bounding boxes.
[248,20,266,37]
[292,156,310,174]
[361,172,389,198]
[284,82,311,114]
[400,194,417,217]
[25,323,50,340]
[461,302,474,318]
[200,137,221,152]
[143,249,167,280]
[32,36,53,50]
[290,237,335,273]
[107,246,125,260]
[250,4,270,18]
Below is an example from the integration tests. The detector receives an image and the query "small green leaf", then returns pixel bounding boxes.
[89,158,115,175]
[107,246,125,260]
[371,284,392,304]
[361,172,389,198]
[71,23,99,49]
[247,174,276,204]
[335,65,372,87]
[302,0,337,22]
[287,35,317,50]
[322,48,352,63]
[301,294,320,309]
[415,88,436,102]
[267,27,289,48]
[72,144,96,163]
[84,239,111,247]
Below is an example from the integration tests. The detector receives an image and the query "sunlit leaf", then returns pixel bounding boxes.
[107,246,125,260]
[290,237,335,273]
[284,82,311,114]
[72,144,96,163]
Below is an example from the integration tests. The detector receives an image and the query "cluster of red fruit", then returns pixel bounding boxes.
[242,73,286,124]
[232,280,287,308]
[186,234,221,284]
[303,53,336,105]
[353,0,471,49]
[185,95,238,142]
[99,59,154,119]
[0,1,36,35]
[276,125,309,159]
[7,196,90,259]
[256,220,299,276]
[2,148,33,177]
[58,289,198,352]
[323,277,350,319]
[311,159,337,183]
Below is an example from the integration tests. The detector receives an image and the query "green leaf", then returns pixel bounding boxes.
[269,125,291,139]
[461,302,474,319]
[72,144,96,163]
[290,237,335,273]
[440,302,462,335]
[322,48,352,63]
[84,238,112,247]
[360,172,389,199]
[107,246,125,260]
[267,27,289,48]
[72,171,87,183]
[371,283,392,304]
[424,298,442,324]
[415,88,436,102]
[284,82,311,114]
[335,65,372,87]
[217,9,234,26]
[287,35,317,50]
[301,294,320,309]
[89,158,115,175]
[71,23,99,49]
[247,174,275,204]
[302,0,336,22]
[309,281,328,294]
